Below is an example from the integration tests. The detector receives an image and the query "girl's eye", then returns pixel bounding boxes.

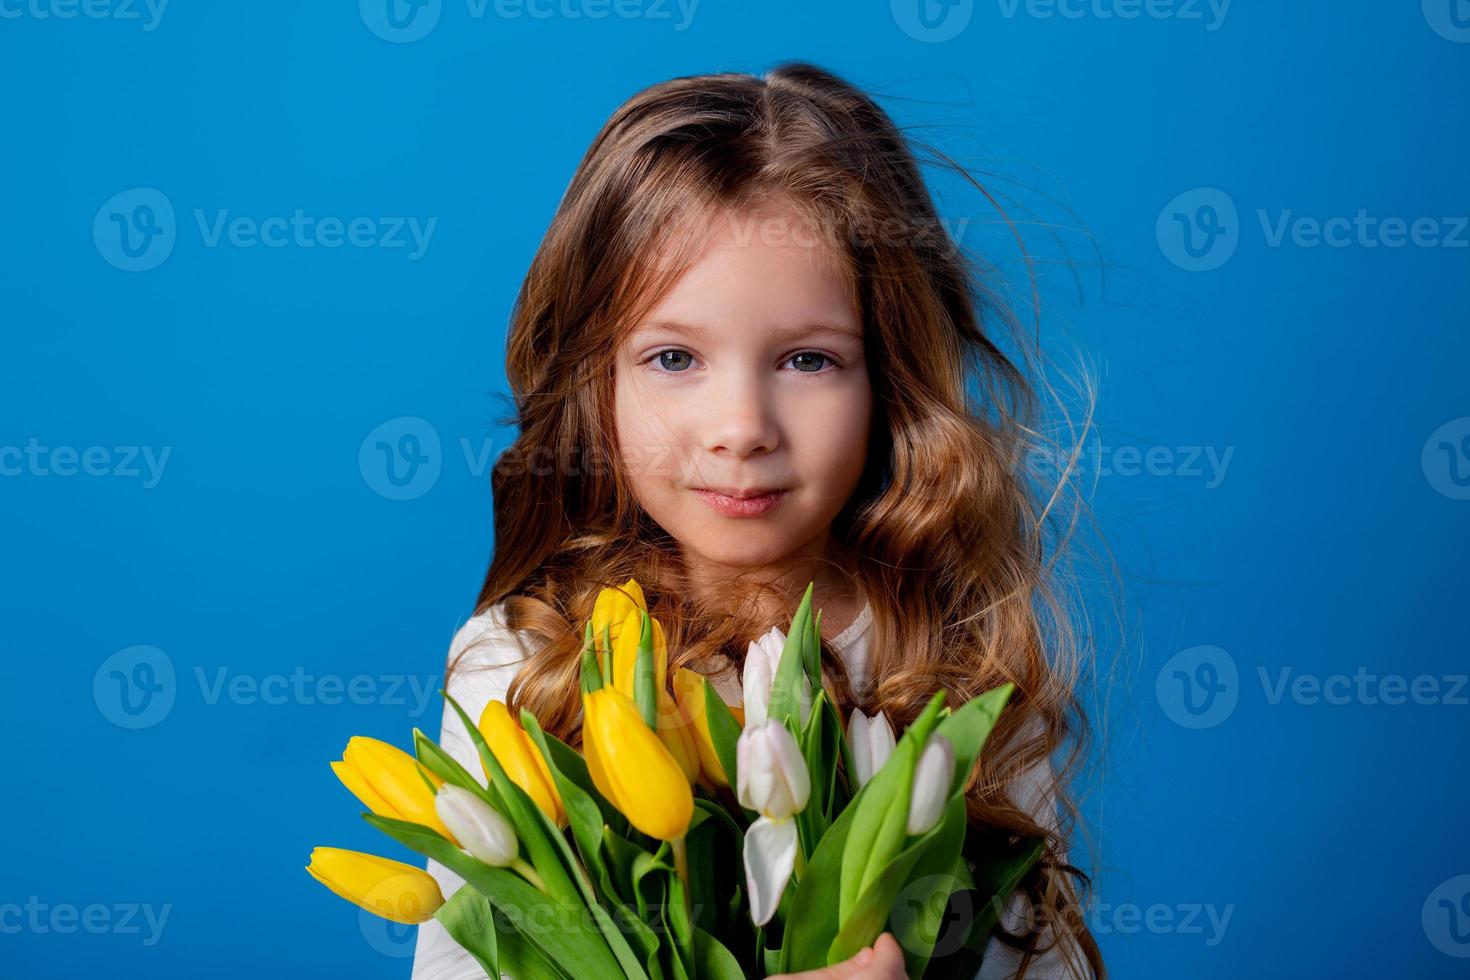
[652,349,695,373]
[788,351,832,373]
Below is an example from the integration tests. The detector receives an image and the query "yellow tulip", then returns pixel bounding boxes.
[582,686,693,841]
[592,578,646,657]
[332,736,454,841]
[609,606,667,701]
[478,700,567,828]
[657,691,702,785]
[306,846,444,924]
[672,667,736,788]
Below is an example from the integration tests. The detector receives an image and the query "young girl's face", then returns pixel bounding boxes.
[614,201,872,574]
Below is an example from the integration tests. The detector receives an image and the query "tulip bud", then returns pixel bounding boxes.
[905,734,955,836]
[477,701,567,828]
[672,667,732,787]
[582,686,694,841]
[331,736,455,841]
[592,578,646,654]
[305,847,444,924]
[847,708,896,788]
[742,626,811,729]
[735,719,811,820]
[434,784,519,867]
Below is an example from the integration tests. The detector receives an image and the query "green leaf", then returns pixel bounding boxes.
[435,884,500,979]
[828,794,967,965]
[885,796,971,977]
[514,711,649,980]
[702,681,742,798]
[768,583,814,728]
[692,926,746,980]
[933,683,1014,794]
[823,695,856,818]
[602,827,665,970]
[839,691,948,921]
[443,693,583,908]
[520,713,607,881]
[967,835,1044,953]
[540,728,630,839]
[635,610,658,728]
[412,727,480,794]
[795,688,833,858]
[364,813,618,978]
[779,773,863,971]
[580,629,604,695]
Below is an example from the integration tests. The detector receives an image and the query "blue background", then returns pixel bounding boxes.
[3,1,1467,977]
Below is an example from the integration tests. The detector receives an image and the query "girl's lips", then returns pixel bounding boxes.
[692,488,787,518]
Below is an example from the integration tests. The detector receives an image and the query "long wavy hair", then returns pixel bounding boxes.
[451,61,1106,978]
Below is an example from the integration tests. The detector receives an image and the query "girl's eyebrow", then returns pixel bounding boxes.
[636,318,861,342]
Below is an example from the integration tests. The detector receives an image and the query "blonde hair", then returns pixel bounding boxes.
[453,61,1105,977]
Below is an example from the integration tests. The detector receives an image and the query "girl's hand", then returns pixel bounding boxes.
[767,931,908,979]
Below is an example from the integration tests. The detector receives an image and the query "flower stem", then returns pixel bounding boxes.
[672,835,690,898]
[510,856,547,893]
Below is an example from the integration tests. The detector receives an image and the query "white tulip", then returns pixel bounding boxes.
[742,625,812,729]
[435,784,519,867]
[736,719,812,927]
[736,720,811,819]
[847,707,896,788]
[905,734,955,836]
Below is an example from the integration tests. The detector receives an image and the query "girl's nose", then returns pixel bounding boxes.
[701,370,780,458]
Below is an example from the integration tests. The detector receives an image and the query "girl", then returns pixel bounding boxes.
[412,62,1104,980]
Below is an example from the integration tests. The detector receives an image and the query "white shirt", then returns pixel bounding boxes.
[410,600,1089,980]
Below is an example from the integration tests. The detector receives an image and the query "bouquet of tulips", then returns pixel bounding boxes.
[306,581,1041,978]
